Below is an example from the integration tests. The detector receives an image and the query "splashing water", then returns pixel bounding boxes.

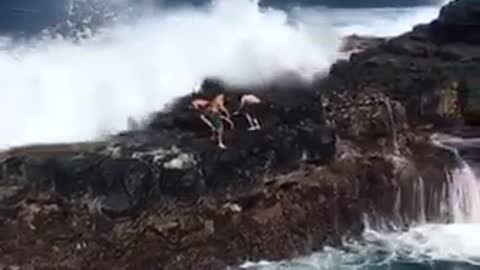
[450,166,480,223]
[239,133,480,269]
[432,134,480,223]
[0,0,444,149]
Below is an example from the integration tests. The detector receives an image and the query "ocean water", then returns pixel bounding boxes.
[240,134,480,270]
[2,1,479,269]
[0,0,445,149]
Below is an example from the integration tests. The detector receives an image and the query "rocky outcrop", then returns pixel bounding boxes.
[323,0,480,126]
[0,0,478,269]
[0,84,460,270]
[12,79,334,214]
[0,137,457,270]
[433,0,480,44]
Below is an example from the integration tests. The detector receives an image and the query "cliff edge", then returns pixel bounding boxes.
[0,0,478,269]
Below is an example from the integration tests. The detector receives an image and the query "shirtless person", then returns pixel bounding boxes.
[191,98,215,131]
[207,94,234,149]
[234,94,262,130]
[210,94,234,129]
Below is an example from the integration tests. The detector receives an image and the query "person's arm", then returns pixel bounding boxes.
[200,115,215,130]
[191,99,207,109]
[221,105,231,118]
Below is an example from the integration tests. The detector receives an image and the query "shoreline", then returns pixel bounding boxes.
[0,0,479,269]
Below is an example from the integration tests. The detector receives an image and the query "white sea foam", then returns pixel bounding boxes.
[0,0,444,149]
[240,134,480,269]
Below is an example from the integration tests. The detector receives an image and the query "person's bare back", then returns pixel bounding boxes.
[191,98,215,132]
[191,98,210,110]
[240,94,261,105]
[235,94,262,131]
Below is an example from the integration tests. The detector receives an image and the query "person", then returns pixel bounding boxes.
[210,94,234,129]
[234,94,262,130]
[205,104,229,149]
[191,96,232,149]
[191,98,215,131]
[208,94,236,149]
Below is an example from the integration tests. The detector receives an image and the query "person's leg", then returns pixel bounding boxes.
[245,113,256,130]
[211,116,226,148]
[249,103,261,130]
[217,126,226,149]
[252,117,261,130]
[210,130,217,141]
[241,104,254,129]
[243,106,255,130]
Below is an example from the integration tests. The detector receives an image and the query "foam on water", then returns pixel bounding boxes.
[1,0,474,269]
[291,5,442,37]
[240,134,480,269]
[0,0,442,149]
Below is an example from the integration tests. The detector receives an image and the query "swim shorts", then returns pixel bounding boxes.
[211,115,223,129]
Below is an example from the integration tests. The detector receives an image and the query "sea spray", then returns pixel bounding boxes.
[355,135,480,265]
[0,0,444,149]
[239,133,480,269]
[0,0,338,149]
[431,133,480,223]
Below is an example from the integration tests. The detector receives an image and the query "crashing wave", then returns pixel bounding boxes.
[40,0,135,41]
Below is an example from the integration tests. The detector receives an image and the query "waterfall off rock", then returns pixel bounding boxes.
[363,133,480,232]
[432,134,480,223]
[242,133,480,269]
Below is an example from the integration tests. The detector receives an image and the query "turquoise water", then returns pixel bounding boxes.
[247,258,480,270]
[240,225,480,270]
[241,135,480,270]
[241,255,480,270]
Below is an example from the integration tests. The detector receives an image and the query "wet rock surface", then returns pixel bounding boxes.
[0,0,479,269]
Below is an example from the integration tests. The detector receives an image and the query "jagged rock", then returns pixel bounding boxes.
[432,0,480,44]
[0,77,335,219]
[320,0,480,127]
[0,1,478,269]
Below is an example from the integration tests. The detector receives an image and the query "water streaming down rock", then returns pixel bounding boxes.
[432,134,480,223]
[450,164,480,223]
[365,153,449,230]
[240,134,480,270]
[364,133,480,230]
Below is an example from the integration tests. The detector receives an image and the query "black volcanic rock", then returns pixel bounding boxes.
[430,0,480,44]
[0,79,336,219]
[0,0,479,269]
[321,0,480,127]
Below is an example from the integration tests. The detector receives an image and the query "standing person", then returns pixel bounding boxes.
[234,94,262,131]
[206,104,229,149]
[210,94,234,129]
[208,93,236,149]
